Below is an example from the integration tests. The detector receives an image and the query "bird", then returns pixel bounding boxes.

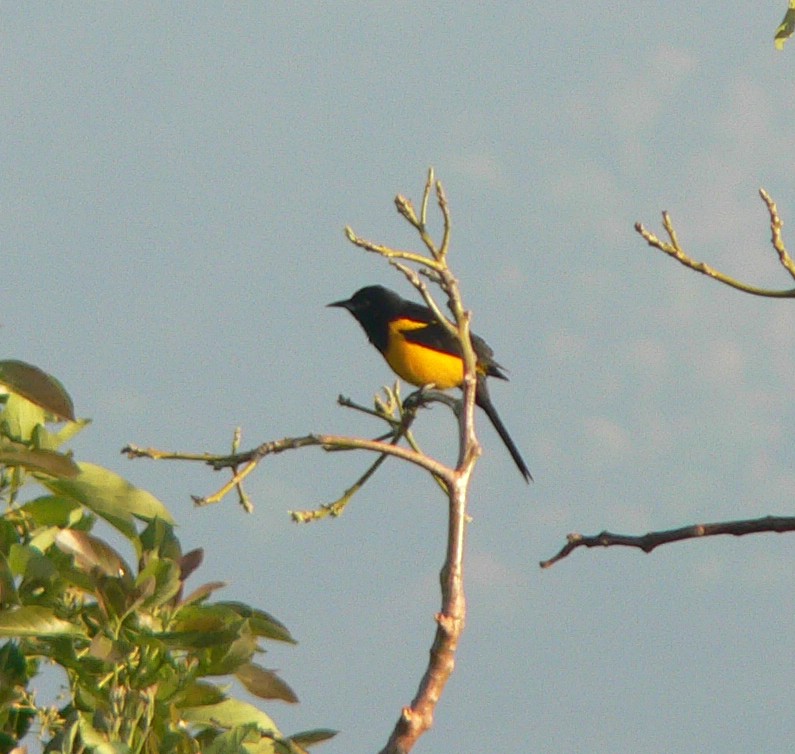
[328,285,532,482]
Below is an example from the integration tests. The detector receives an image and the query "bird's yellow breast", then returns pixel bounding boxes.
[383,318,464,390]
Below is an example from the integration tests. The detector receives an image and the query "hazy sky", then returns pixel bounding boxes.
[6,4,795,752]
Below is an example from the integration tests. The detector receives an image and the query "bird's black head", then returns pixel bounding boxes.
[328,285,401,317]
[328,285,403,351]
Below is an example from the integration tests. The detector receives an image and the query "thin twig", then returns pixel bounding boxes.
[290,449,390,522]
[391,262,459,342]
[126,431,453,507]
[435,178,451,258]
[231,427,253,513]
[344,226,443,272]
[291,391,435,521]
[337,393,401,427]
[759,187,795,277]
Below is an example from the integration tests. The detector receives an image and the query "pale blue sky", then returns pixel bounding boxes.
[5,4,795,752]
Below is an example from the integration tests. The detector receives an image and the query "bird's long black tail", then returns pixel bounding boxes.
[475,378,533,483]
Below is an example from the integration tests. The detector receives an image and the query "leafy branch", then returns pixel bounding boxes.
[775,0,795,49]
[0,360,331,752]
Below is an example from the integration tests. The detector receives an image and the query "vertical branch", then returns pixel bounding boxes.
[379,472,469,754]
[378,173,478,754]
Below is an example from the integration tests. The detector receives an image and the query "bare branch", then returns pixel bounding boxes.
[124,430,454,509]
[345,169,476,753]
[127,170,478,753]
[540,515,795,569]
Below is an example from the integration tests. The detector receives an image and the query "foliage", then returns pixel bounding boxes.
[775,0,795,49]
[0,360,334,753]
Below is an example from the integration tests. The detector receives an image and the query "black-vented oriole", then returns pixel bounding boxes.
[329,285,532,482]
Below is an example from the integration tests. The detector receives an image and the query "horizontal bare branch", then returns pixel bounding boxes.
[540,514,795,569]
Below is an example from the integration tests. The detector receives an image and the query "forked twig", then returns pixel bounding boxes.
[635,189,795,298]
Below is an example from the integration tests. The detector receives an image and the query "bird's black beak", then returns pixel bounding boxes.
[327,298,353,310]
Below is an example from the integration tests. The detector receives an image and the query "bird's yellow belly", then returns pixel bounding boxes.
[384,321,464,389]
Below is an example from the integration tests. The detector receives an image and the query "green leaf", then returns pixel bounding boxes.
[13,541,75,604]
[235,663,298,703]
[0,552,18,606]
[77,711,132,752]
[200,627,259,676]
[7,543,37,577]
[135,555,181,608]
[41,462,174,538]
[1,392,46,441]
[775,1,795,49]
[158,604,243,650]
[139,518,183,562]
[19,495,82,527]
[93,744,133,754]
[157,628,239,651]
[8,542,56,579]
[29,524,62,553]
[0,437,79,478]
[180,698,279,733]
[263,739,299,754]
[215,602,296,644]
[187,625,261,675]
[0,605,83,637]
[202,724,266,754]
[0,360,75,421]
[0,519,20,551]
[171,680,226,708]
[0,641,28,689]
[172,603,242,633]
[288,729,337,747]
[36,417,91,450]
